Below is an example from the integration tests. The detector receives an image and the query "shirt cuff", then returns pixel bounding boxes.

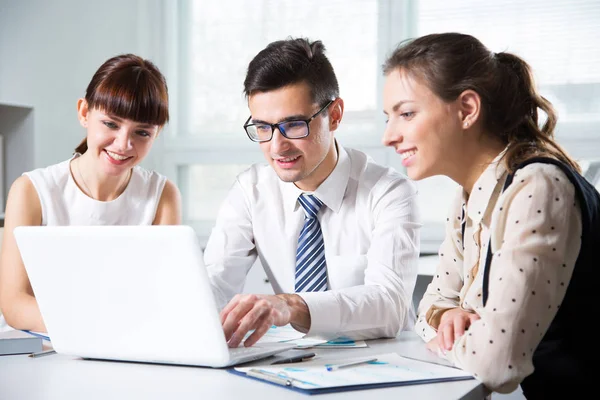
[414,312,438,343]
[297,291,341,338]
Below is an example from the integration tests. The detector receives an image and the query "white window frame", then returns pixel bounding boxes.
[147,0,600,252]
[153,0,417,241]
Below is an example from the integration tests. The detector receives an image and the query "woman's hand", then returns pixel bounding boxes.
[437,307,481,351]
[426,335,444,356]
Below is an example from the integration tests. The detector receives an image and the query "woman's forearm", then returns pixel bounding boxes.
[1,292,47,332]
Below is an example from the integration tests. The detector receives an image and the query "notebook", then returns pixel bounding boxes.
[13,225,294,367]
[0,330,43,355]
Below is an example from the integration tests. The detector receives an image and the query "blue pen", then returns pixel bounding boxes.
[21,330,51,341]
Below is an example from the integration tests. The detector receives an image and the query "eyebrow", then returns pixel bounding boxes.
[383,100,414,116]
[105,114,155,129]
[251,114,309,125]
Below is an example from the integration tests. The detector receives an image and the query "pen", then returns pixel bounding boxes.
[271,352,316,365]
[247,369,294,386]
[29,349,57,358]
[21,330,51,341]
[326,357,378,371]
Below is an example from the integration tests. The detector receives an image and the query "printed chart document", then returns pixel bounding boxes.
[314,337,367,348]
[253,325,310,343]
[253,325,366,348]
[253,325,328,347]
[230,352,473,394]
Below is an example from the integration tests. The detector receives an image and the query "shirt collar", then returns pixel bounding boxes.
[463,148,508,224]
[282,141,350,214]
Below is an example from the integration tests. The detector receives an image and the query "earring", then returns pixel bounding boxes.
[464,121,469,128]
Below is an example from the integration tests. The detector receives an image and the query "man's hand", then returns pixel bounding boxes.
[220,293,310,348]
[436,307,481,351]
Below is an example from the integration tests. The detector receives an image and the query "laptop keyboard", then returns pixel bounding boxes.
[226,342,296,366]
[229,345,273,356]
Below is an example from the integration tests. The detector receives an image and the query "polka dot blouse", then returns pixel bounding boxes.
[414,154,582,393]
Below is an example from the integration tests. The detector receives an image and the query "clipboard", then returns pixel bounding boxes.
[228,352,474,395]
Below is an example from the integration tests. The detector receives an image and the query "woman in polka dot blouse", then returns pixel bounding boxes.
[381,33,594,398]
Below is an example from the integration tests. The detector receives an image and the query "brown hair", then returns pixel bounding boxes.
[75,54,169,154]
[383,32,580,173]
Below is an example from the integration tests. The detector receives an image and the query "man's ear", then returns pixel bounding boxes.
[77,98,89,128]
[328,98,344,132]
[458,90,481,130]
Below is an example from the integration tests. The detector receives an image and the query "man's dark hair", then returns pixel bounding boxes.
[244,37,339,106]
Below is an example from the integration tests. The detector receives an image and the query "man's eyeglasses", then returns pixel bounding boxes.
[243,100,334,143]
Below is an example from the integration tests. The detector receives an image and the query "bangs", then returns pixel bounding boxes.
[86,66,169,126]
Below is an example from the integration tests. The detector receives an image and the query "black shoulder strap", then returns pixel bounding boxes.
[481,175,514,305]
[481,157,584,306]
[461,208,465,250]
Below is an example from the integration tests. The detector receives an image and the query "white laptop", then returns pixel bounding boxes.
[14,225,294,367]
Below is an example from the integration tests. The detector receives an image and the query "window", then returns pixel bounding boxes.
[412,0,600,252]
[417,0,600,158]
[163,0,411,242]
[161,0,599,250]
[185,1,380,140]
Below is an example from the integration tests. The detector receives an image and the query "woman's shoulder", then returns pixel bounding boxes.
[502,162,577,207]
[6,175,42,220]
[512,162,574,189]
[21,157,73,191]
[9,174,38,196]
[131,165,166,182]
[129,165,169,199]
[23,158,71,177]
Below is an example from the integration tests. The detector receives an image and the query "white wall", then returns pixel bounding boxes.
[0,0,166,187]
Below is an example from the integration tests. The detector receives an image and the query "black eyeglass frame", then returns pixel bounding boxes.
[243,99,335,143]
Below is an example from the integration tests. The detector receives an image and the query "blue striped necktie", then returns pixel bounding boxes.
[295,194,328,292]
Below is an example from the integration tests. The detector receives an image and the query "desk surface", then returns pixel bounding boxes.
[0,332,487,400]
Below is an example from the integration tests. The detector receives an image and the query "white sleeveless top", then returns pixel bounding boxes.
[24,154,167,226]
[0,155,167,331]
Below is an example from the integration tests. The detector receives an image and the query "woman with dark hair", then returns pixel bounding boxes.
[0,54,181,332]
[382,33,594,398]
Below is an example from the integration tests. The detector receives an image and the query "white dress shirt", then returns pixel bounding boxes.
[414,154,582,393]
[205,144,421,339]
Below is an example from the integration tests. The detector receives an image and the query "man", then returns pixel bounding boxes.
[205,38,420,348]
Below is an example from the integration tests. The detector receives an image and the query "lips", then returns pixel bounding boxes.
[398,148,417,167]
[104,149,133,165]
[276,155,300,162]
[274,155,301,169]
[400,148,417,160]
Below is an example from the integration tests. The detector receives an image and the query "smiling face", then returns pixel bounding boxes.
[78,99,159,177]
[248,82,342,191]
[382,69,465,181]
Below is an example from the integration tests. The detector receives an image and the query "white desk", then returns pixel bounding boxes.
[0,332,487,400]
